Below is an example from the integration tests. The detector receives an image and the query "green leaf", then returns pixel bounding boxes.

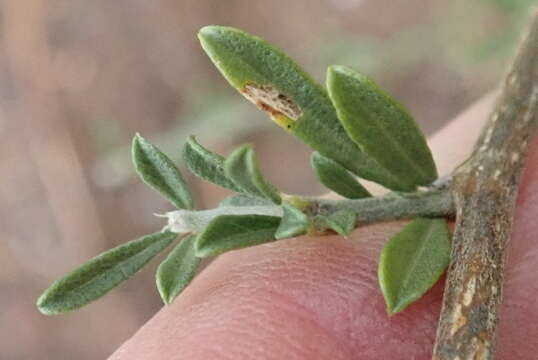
[311,152,370,199]
[224,145,281,203]
[183,136,242,192]
[320,209,357,237]
[274,202,310,239]
[219,194,275,207]
[327,65,438,190]
[195,215,280,257]
[198,26,404,191]
[37,231,177,315]
[133,134,193,209]
[156,234,201,304]
[378,218,450,315]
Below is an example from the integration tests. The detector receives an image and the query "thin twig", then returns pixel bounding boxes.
[432,6,538,360]
[315,188,454,225]
[163,188,455,234]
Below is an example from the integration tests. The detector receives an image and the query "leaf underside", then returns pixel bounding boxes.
[378,218,450,315]
[133,134,193,209]
[183,136,242,192]
[195,214,281,257]
[37,231,177,315]
[224,145,281,203]
[156,234,201,304]
[274,202,310,239]
[327,65,437,189]
[311,152,370,199]
[320,208,358,237]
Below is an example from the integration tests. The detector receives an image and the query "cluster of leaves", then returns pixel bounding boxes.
[37,26,451,316]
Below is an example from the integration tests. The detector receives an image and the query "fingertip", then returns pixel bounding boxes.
[109,223,443,359]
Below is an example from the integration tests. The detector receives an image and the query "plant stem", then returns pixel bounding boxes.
[164,187,455,234]
[432,6,538,360]
[314,188,454,225]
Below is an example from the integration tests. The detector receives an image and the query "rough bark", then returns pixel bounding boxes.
[432,6,538,360]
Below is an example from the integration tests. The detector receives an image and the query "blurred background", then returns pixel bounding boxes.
[0,0,534,358]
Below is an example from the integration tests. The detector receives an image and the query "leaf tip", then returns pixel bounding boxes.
[386,307,398,316]
[327,64,351,74]
[197,25,216,43]
[198,25,220,38]
[36,284,68,316]
[194,248,209,258]
[326,64,343,80]
[384,298,409,315]
[326,64,363,89]
[131,133,146,161]
[36,292,54,315]
[198,25,231,54]
[193,237,211,258]
[156,275,172,305]
[132,132,146,146]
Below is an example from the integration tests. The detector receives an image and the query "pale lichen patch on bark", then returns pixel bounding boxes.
[450,304,467,336]
[462,276,477,306]
[483,126,494,147]
[487,303,497,330]
[473,337,490,360]
[507,72,519,87]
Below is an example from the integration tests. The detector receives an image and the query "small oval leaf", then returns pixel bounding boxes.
[274,202,310,239]
[37,231,177,315]
[224,145,281,203]
[321,208,358,237]
[133,134,193,209]
[311,152,370,199]
[198,26,404,191]
[156,234,201,305]
[378,218,450,315]
[327,66,438,190]
[183,136,242,192]
[195,215,280,257]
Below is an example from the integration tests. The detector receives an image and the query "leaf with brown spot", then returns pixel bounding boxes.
[198,25,406,191]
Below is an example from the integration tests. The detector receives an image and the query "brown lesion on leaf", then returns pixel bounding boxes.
[241,84,302,123]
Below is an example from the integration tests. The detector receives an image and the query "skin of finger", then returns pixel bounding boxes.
[109,93,537,359]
